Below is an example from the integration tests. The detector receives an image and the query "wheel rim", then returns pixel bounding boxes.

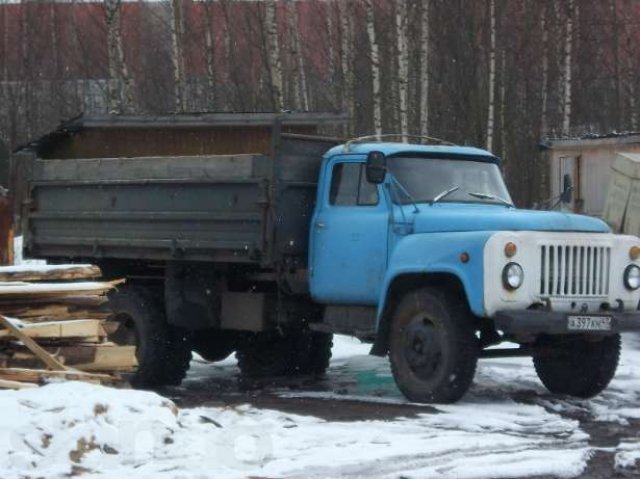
[403,315,443,380]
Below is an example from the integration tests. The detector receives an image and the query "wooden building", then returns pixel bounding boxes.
[543,133,640,217]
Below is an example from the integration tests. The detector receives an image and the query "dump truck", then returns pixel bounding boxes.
[12,113,640,403]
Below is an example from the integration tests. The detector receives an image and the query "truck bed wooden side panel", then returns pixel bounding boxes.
[26,154,270,263]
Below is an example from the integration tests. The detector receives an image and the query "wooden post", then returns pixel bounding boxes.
[0,190,13,265]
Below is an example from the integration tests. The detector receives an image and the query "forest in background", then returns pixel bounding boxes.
[0,0,639,206]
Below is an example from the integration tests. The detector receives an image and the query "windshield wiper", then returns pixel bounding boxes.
[467,191,513,207]
[431,185,460,204]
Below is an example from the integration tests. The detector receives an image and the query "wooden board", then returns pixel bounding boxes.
[0,378,37,389]
[64,345,138,371]
[0,280,122,298]
[0,367,117,384]
[0,315,67,370]
[0,319,105,340]
[0,265,102,283]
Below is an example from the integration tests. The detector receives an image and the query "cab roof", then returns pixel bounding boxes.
[324,142,499,164]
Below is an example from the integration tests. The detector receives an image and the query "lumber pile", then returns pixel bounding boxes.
[0,265,136,389]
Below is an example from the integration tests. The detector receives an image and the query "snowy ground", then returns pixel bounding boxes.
[1,335,640,478]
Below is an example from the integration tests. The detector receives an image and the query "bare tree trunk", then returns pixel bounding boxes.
[540,4,549,136]
[169,0,186,112]
[610,0,621,129]
[69,0,85,112]
[366,0,381,136]
[419,0,430,137]
[265,0,284,110]
[286,0,308,111]
[203,1,217,110]
[339,1,354,134]
[395,0,409,140]
[627,52,637,131]
[327,2,337,108]
[105,0,134,113]
[21,2,32,139]
[2,5,8,82]
[500,49,507,161]
[561,0,574,137]
[486,0,496,151]
[50,3,59,79]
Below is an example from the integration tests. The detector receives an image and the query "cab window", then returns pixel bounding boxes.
[329,163,379,206]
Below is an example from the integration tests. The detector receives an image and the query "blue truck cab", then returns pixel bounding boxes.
[308,140,640,403]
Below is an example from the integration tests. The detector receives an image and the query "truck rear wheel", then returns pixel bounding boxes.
[107,284,192,388]
[389,287,479,403]
[236,331,333,378]
[533,334,620,398]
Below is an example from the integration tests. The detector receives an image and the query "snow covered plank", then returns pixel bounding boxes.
[0,319,105,340]
[0,378,37,390]
[0,264,101,282]
[0,279,123,298]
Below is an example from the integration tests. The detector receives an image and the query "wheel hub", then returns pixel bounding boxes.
[404,319,442,379]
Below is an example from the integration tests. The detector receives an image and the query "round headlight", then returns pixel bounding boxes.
[502,262,524,290]
[624,264,640,290]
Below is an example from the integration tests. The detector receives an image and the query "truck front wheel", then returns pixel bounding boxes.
[533,334,620,398]
[389,287,479,403]
[107,284,192,388]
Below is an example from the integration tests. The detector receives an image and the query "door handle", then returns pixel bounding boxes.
[315,221,326,229]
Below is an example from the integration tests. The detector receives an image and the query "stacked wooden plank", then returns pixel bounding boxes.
[0,265,137,389]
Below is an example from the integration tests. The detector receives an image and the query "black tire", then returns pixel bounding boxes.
[389,287,479,403]
[236,330,333,378]
[533,334,620,398]
[106,284,192,388]
[294,331,333,375]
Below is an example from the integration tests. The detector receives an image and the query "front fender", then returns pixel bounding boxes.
[376,231,494,326]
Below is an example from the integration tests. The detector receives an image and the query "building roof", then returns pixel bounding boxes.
[542,131,640,150]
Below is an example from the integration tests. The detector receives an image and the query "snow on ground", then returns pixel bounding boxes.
[0,334,638,477]
[13,236,46,266]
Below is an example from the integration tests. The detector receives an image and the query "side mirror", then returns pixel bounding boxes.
[561,173,573,204]
[366,151,387,184]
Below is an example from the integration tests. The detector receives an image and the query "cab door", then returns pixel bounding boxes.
[310,161,388,304]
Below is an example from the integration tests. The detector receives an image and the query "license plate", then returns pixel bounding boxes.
[567,316,612,331]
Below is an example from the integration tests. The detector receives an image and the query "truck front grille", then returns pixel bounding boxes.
[539,244,611,297]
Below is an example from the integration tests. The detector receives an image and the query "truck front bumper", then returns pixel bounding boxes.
[494,309,640,335]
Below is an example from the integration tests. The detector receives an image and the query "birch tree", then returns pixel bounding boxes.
[169,0,186,112]
[203,1,217,110]
[104,0,134,113]
[286,0,309,111]
[499,49,507,161]
[265,0,284,110]
[339,1,354,134]
[395,0,409,140]
[540,3,549,136]
[486,0,496,151]
[561,0,574,136]
[366,0,381,136]
[610,0,621,129]
[419,0,430,137]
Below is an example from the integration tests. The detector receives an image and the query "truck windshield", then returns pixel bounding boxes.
[387,156,513,205]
